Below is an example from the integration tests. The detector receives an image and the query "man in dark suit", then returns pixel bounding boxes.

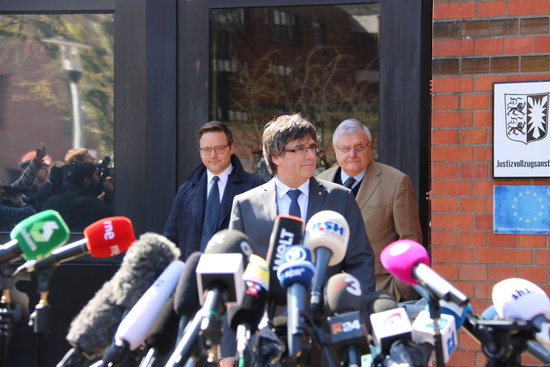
[164,121,264,259]
[317,118,423,302]
[219,113,375,366]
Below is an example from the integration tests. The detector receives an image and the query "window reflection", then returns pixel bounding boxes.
[210,5,380,181]
[0,14,114,233]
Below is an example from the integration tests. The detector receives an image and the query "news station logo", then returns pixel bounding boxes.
[310,221,345,235]
[504,93,548,145]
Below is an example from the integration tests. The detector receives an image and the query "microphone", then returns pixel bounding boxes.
[304,210,349,317]
[1,209,69,265]
[228,254,270,365]
[381,239,469,306]
[14,216,135,275]
[492,277,550,349]
[276,245,315,359]
[100,260,185,366]
[412,309,458,363]
[325,273,368,367]
[173,251,202,342]
[367,290,413,355]
[265,215,305,309]
[57,233,180,366]
[166,229,255,367]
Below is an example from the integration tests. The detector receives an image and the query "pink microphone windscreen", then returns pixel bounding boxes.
[380,239,430,285]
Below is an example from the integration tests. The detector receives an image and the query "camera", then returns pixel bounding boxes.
[97,156,112,183]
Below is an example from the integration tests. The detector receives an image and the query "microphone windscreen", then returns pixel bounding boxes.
[481,305,498,320]
[367,290,398,315]
[266,215,304,305]
[83,216,135,257]
[326,272,363,314]
[204,229,255,268]
[173,251,202,317]
[229,282,268,331]
[380,240,430,285]
[65,233,180,358]
[110,232,180,309]
[492,277,550,321]
[243,254,270,290]
[276,245,315,288]
[304,210,349,265]
[66,282,124,359]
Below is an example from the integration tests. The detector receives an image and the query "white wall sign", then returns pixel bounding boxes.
[493,80,550,178]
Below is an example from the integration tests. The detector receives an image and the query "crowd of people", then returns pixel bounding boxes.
[0,145,114,232]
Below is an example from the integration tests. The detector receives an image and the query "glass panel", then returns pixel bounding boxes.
[210,4,380,181]
[0,14,114,232]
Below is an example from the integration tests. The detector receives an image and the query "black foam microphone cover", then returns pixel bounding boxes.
[204,229,255,268]
[326,273,363,314]
[173,251,202,318]
[229,282,268,331]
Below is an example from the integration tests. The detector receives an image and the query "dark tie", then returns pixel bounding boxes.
[200,176,220,250]
[287,189,301,218]
[344,176,356,189]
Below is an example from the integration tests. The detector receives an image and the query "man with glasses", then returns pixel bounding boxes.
[219,113,374,366]
[318,118,422,302]
[164,120,264,259]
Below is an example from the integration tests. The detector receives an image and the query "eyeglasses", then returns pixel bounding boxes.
[283,143,320,155]
[199,144,230,155]
[335,142,370,154]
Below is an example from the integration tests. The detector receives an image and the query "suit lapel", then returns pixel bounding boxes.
[191,174,207,228]
[356,161,381,210]
[262,179,279,222]
[306,178,327,221]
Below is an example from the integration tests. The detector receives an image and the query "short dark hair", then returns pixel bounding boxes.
[68,162,97,187]
[197,121,233,146]
[262,113,317,175]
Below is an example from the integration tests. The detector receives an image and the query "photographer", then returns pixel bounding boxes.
[41,162,113,232]
[0,183,36,231]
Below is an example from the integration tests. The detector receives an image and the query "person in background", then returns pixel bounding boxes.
[164,120,264,260]
[317,118,423,302]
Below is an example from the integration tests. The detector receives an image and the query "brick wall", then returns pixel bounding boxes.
[431,1,550,366]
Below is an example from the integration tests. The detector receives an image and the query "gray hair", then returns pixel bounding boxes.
[262,113,318,175]
[332,118,372,145]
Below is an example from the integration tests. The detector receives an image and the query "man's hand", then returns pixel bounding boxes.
[219,357,236,366]
[34,143,47,164]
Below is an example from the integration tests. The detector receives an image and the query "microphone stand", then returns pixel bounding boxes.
[425,292,445,367]
[0,264,22,367]
[30,267,56,367]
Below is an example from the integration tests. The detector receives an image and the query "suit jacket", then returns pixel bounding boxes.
[317,161,423,301]
[163,155,264,260]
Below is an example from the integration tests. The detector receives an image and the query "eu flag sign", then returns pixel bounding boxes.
[494,185,550,234]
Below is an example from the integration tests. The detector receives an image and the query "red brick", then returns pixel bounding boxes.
[476,248,532,264]
[431,230,459,246]
[433,76,475,93]
[433,111,473,127]
[460,329,484,351]
[432,197,459,212]
[433,263,459,280]
[474,38,503,55]
[432,146,473,162]
[460,128,488,144]
[508,0,550,16]
[460,265,488,281]
[453,281,475,298]
[477,1,506,17]
[449,350,476,367]
[535,36,550,53]
[476,75,505,91]
[473,146,492,161]
[487,232,517,247]
[432,180,473,196]
[534,249,550,266]
[460,163,489,179]
[434,39,475,57]
[503,37,533,53]
[518,234,547,248]
[432,162,459,178]
[433,94,459,110]
[434,2,476,19]
[461,93,489,110]
[473,111,492,126]
[474,281,493,297]
[432,213,474,230]
[432,129,459,145]
[460,197,488,213]
[507,73,550,81]
[518,266,548,283]
[460,230,487,247]
[474,180,493,195]
[475,214,493,230]
[432,246,475,263]
[488,265,517,281]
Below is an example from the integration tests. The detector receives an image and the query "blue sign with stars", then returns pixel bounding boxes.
[494,185,550,234]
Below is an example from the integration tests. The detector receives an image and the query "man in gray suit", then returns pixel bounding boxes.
[219,113,375,366]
